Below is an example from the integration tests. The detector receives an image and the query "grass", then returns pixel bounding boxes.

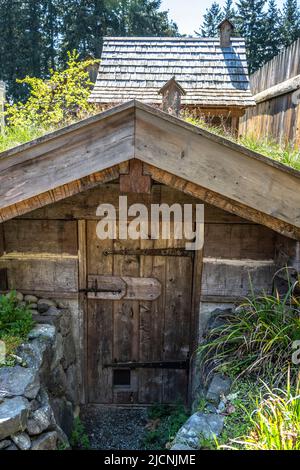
[196,283,300,451]
[0,291,35,366]
[228,374,300,450]
[142,403,188,450]
[198,379,259,450]
[70,417,90,450]
[198,286,300,386]
[0,125,47,153]
[184,114,300,171]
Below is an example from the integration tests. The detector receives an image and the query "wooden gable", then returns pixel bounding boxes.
[0,100,299,240]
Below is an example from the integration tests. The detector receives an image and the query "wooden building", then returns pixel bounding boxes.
[240,39,300,148]
[0,101,299,406]
[90,21,255,134]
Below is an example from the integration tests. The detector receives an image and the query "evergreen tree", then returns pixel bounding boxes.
[224,0,236,21]
[264,0,283,63]
[235,0,268,73]
[281,0,300,47]
[197,2,224,37]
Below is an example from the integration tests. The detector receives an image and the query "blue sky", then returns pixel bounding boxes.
[160,0,286,35]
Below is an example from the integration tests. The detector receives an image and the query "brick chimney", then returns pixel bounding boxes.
[218,19,235,48]
[158,77,186,117]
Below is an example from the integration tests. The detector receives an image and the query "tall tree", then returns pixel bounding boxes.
[235,0,268,73]
[264,0,283,63]
[224,0,236,21]
[197,2,224,37]
[281,0,300,47]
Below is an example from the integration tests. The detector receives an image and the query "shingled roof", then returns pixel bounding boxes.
[90,37,255,107]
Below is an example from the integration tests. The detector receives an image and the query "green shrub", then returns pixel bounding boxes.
[142,403,188,450]
[70,417,90,450]
[0,291,34,366]
[199,287,300,385]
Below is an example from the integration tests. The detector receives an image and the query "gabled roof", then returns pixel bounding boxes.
[0,101,299,240]
[90,37,255,108]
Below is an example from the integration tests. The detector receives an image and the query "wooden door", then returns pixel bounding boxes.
[86,221,194,405]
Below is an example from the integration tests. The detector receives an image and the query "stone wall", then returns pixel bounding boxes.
[0,293,77,451]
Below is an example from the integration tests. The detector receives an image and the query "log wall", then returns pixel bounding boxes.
[0,182,297,400]
[240,39,300,148]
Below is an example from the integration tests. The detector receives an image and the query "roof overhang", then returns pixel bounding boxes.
[0,100,299,240]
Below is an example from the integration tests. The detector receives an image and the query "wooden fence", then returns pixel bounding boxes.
[0,81,5,132]
[240,39,300,148]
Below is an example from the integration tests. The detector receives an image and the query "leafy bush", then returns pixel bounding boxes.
[0,291,34,365]
[142,404,188,450]
[199,287,300,385]
[232,375,300,450]
[0,51,99,153]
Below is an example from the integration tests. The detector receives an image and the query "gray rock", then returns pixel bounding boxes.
[206,309,232,332]
[27,405,53,436]
[65,365,78,403]
[11,432,31,450]
[17,339,48,370]
[51,333,63,371]
[206,374,231,404]
[173,412,224,449]
[29,304,38,309]
[0,366,40,399]
[5,443,18,450]
[59,312,71,337]
[55,426,71,450]
[24,295,38,304]
[29,309,39,316]
[171,443,195,451]
[31,431,57,450]
[47,365,67,398]
[0,439,12,450]
[62,335,76,369]
[28,324,56,341]
[50,398,73,438]
[37,299,57,314]
[0,397,29,440]
[15,292,24,302]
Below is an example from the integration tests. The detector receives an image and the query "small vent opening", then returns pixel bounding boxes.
[113,369,131,387]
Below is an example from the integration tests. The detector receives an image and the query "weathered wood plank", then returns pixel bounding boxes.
[3,220,78,255]
[0,259,78,292]
[136,107,300,235]
[201,259,276,297]
[0,164,127,223]
[145,164,300,240]
[204,224,276,260]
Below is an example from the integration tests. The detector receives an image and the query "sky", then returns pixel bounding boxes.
[160,0,286,36]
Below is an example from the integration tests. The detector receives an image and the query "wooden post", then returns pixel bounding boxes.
[78,220,87,404]
[0,81,5,134]
[158,76,186,117]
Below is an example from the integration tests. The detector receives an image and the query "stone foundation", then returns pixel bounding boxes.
[0,293,77,450]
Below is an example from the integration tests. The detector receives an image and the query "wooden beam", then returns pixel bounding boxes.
[0,163,128,223]
[253,74,300,104]
[0,107,134,210]
[144,163,300,240]
[135,106,300,235]
[78,220,87,404]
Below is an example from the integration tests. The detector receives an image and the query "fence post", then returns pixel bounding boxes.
[0,81,6,134]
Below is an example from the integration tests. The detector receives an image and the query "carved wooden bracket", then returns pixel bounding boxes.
[120,159,152,194]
